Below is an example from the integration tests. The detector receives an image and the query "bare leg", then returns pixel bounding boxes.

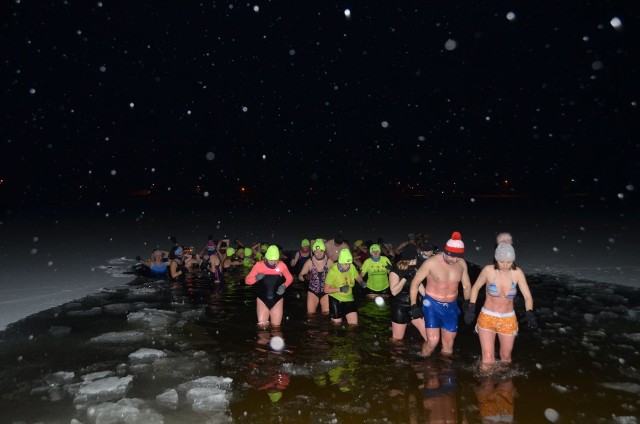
[269,299,284,327]
[307,292,319,315]
[411,317,428,341]
[320,295,330,314]
[497,333,516,363]
[478,327,497,366]
[391,322,407,340]
[345,312,358,325]
[422,328,441,356]
[256,299,271,329]
[439,330,457,355]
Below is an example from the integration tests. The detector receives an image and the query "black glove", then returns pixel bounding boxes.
[276,284,286,295]
[464,302,476,325]
[409,304,423,320]
[339,285,350,293]
[358,280,367,289]
[135,255,141,261]
[255,273,265,281]
[524,310,538,330]
[178,263,188,273]
[385,263,393,271]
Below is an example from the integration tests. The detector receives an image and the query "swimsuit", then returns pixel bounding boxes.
[292,250,311,275]
[421,293,461,332]
[476,308,518,336]
[390,263,421,324]
[245,261,294,309]
[307,259,328,298]
[149,261,168,277]
[487,271,517,299]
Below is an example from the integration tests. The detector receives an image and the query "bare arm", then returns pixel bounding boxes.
[460,259,472,301]
[298,259,312,281]
[469,266,489,304]
[516,269,534,311]
[389,272,405,296]
[409,260,430,306]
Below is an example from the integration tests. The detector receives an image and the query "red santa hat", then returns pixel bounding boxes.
[444,231,464,258]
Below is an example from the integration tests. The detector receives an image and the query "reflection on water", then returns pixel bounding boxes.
[0,267,639,423]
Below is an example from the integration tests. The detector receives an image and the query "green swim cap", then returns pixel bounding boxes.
[226,247,235,256]
[369,244,381,253]
[267,391,282,402]
[301,239,310,247]
[354,240,363,247]
[265,245,279,261]
[261,244,268,252]
[338,248,352,264]
[313,239,325,251]
[244,247,253,257]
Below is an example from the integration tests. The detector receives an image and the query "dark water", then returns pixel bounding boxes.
[1,263,639,424]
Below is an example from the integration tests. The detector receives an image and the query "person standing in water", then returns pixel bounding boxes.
[465,242,537,370]
[409,232,471,357]
[324,249,365,325]
[388,241,435,341]
[245,245,294,329]
[360,243,392,298]
[290,239,312,276]
[298,239,333,315]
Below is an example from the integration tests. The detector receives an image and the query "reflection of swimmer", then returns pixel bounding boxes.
[245,246,294,329]
[419,362,458,424]
[475,377,515,423]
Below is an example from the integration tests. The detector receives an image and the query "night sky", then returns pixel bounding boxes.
[2,1,638,208]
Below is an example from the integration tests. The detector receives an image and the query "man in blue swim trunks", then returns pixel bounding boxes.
[409,232,471,357]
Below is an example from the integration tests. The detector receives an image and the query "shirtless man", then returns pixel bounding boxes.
[324,233,350,263]
[409,232,471,357]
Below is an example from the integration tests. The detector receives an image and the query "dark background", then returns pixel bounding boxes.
[2,1,638,210]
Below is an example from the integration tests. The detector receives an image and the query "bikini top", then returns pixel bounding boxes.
[487,271,517,299]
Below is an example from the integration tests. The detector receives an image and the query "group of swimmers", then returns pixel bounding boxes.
[135,231,538,368]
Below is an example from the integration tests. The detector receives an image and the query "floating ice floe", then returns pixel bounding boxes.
[87,398,164,424]
[82,370,115,382]
[90,331,146,344]
[156,388,179,410]
[76,375,134,402]
[128,309,178,327]
[48,325,71,337]
[129,348,168,363]
[600,382,640,394]
[187,387,229,412]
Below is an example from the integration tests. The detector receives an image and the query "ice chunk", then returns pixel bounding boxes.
[87,401,139,423]
[78,375,134,401]
[156,388,179,410]
[82,370,115,381]
[600,382,640,394]
[129,348,168,363]
[46,371,75,384]
[186,387,229,412]
[622,333,640,342]
[128,309,178,327]
[178,376,233,392]
[90,331,146,343]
